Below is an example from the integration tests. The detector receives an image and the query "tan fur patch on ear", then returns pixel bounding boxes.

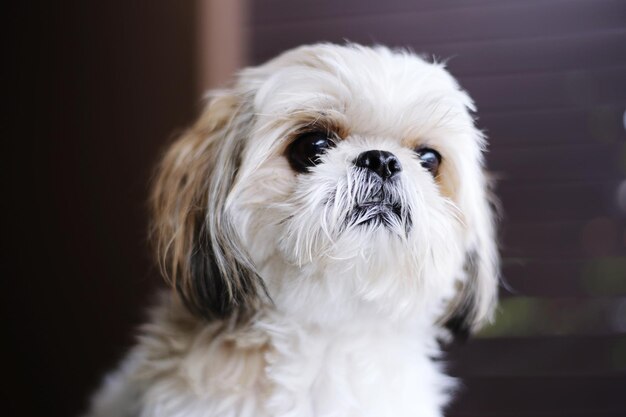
[150,93,239,316]
[151,121,216,300]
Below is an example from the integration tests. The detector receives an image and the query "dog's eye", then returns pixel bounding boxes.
[415,148,441,175]
[287,131,335,173]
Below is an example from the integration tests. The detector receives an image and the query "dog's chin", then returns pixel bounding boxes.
[350,202,404,227]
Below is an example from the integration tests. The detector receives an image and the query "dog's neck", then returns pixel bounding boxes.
[257,254,449,335]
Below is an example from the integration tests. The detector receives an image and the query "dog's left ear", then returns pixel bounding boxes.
[151,90,267,322]
[444,164,500,340]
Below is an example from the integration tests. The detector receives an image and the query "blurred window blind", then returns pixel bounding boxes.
[248,1,626,416]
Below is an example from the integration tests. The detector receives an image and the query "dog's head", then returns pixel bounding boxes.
[152,44,499,337]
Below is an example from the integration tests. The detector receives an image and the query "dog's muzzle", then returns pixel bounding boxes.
[348,150,409,230]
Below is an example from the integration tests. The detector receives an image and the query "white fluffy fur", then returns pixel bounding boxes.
[85,44,498,417]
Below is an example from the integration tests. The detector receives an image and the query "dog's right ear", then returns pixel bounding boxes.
[151,91,266,322]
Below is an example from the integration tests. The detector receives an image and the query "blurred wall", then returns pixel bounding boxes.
[5,3,197,417]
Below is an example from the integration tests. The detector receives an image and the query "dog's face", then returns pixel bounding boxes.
[152,44,498,336]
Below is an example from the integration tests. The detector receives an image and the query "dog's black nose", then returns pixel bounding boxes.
[354,150,402,180]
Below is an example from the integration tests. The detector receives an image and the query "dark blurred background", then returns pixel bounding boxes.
[4,1,626,416]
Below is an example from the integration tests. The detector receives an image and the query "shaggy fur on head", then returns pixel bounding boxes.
[85,43,499,417]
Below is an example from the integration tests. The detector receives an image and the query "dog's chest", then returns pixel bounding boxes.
[134,315,451,417]
[261,323,451,417]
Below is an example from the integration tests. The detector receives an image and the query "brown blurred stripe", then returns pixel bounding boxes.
[488,143,625,182]
[480,105,625,147]
[498,181,623,223]
[448,375,626,416]
[502,218,625,259]
[250,0,626,63]
[447,334,626,376]
[251,0,535,25]
[461,67,626,113]
[424,30,626,77]
[475,297,626,338]
[501,258,626,297]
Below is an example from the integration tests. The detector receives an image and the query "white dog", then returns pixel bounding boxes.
[85,43,499,417]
